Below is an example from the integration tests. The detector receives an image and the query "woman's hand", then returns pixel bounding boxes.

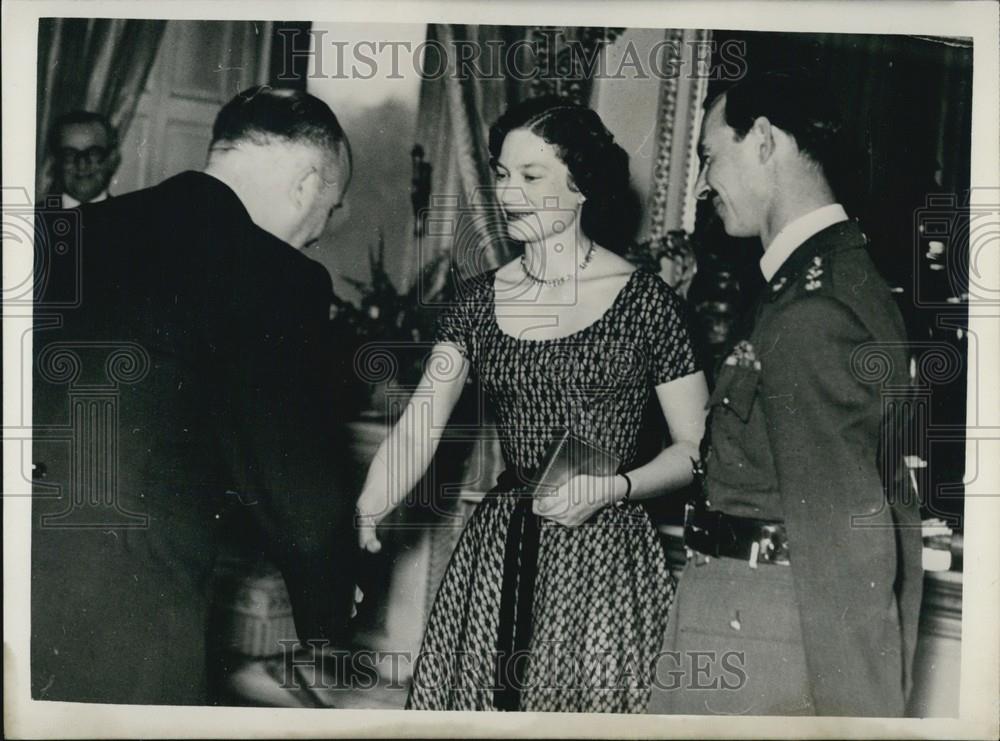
[355,503,383,553]
[532,473,622,528]
[350,344,470,555]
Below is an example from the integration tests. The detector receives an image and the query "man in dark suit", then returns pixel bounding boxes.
[32,86,356,704]
[648,71,923,716]
[48,111,121,207]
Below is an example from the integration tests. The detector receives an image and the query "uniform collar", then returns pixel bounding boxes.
[62,190,109,209]
[764,218,868,303]
[759,203,848,281]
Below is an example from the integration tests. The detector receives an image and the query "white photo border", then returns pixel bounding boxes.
[4,1,998,738]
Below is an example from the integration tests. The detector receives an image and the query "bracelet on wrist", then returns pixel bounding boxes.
[354,505,379,527]
[614,472,633,509]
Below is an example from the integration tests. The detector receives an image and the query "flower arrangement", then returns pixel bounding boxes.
[331,231,455,414]
[625,230,697,297]
[336,230,452,344]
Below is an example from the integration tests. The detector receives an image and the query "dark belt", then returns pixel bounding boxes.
[490,467,541,711]
[684,507,790,566]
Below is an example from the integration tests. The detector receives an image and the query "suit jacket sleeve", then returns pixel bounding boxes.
[206,252,356,648]
[759,295,908,716]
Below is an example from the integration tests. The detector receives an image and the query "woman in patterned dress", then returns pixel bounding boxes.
[355,96,709,712]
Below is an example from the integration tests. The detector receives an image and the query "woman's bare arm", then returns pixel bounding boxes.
[355,343,469,551]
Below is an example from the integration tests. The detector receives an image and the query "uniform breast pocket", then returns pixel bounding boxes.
[708,365,760,423]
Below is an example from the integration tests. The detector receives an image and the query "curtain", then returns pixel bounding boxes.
[35,18,167,199]
[409,24,520,285]
[627,29,711,302]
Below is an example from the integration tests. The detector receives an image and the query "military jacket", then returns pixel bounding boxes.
[700,219,924,716]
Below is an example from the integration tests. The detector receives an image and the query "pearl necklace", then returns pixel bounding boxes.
[520,243,596,288]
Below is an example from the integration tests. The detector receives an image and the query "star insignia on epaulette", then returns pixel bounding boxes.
[771,276,788,292]
[805,256,824,290]
[723,340,761,370]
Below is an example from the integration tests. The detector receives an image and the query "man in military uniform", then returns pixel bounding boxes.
[648,71,923,716]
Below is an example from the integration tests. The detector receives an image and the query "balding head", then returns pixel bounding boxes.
[205,86,352,249]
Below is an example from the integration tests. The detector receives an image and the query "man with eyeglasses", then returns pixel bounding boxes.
[49,110,121,207]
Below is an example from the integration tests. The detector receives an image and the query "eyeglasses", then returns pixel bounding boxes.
[56,146,110,168]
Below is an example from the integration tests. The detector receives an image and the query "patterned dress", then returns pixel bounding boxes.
[406,269,699,713]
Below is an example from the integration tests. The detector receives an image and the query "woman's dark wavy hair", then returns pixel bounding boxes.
[488,96,639,253]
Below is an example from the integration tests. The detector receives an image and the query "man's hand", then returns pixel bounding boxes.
[350,585,364,618]
[532,473,621,528]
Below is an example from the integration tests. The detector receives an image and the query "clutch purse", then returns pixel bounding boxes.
[525,427,621,500]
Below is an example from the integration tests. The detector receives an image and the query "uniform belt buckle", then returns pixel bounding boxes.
[683,504,721,565]
[754,523,789,566]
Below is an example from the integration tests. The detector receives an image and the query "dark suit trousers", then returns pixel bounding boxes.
[647,556,815,715]
[31,504,218,705]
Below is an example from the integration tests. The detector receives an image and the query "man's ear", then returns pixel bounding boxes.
[752,116,776,163]
[291,165,323,212]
